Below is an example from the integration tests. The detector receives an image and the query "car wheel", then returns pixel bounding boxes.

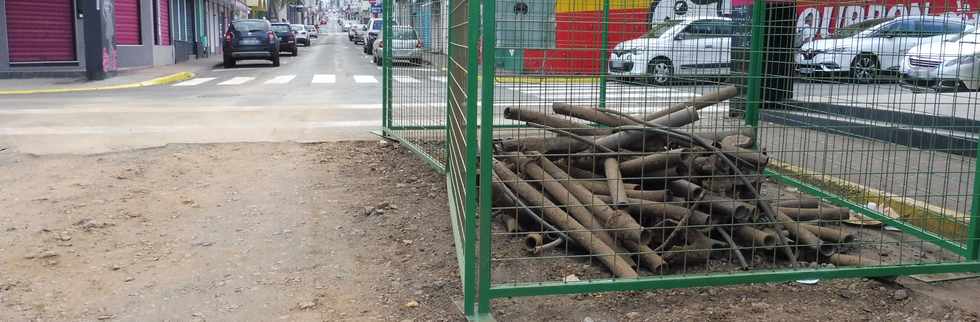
[647,58,674,86]
[850,54,880,84]
[223,56,235,68]
[271,53,281,67]
[292,49,299,56]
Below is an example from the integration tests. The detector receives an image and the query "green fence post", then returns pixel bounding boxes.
[744,0,766,133]
[598,0,610,110]
[969,140,980,260]
[382,1,393,134]
[463,0,482,317]
[478,0,497,317]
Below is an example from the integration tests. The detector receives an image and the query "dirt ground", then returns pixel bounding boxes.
[1,141,978,322]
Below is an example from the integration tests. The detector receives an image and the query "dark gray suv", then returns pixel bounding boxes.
[223,19,280,68]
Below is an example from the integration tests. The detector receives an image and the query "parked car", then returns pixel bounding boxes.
[608,17,733,85]
[901,26,980,91]
[306,24,318,39]
[222,19,280,68]
[797,16,969,82]
[364,18,395,54]
[270,22,298,56]
[372,26,424,66]
[291,24,310,46]
[350,23,366,43]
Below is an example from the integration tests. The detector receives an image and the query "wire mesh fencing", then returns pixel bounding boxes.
[384,0,980,320]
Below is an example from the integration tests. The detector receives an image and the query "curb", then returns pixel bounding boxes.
[769,160,970,240]
[0,72,195,95]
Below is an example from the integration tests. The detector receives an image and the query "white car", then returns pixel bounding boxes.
[609,17,733,85]
[797,16,969,82]
[290,24,310,46]
[901,27,980,91]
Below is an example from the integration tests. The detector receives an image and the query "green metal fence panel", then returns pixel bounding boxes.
[384,0,980,320]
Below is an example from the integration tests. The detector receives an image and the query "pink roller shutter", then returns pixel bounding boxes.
[5,0,76,62]
[159,0,171,45]
[115,0,141,45]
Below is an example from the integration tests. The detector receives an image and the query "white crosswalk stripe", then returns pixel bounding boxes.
[353,75,379,83]
[264,75,296,84]
[393,76,421,83]
[431,76,447,83]
[218,77,255,86]
[173,77,217,87]
[312,74,337,84]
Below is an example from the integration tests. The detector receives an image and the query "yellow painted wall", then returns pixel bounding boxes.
[555,0,648,13]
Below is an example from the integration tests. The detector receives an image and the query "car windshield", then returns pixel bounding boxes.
[291,25,305,31]
[829,17,895,39]
[271,25,290,33]
[372,20,383,30]
[642,20,683,38]
[394,28,417,40]
[233,20,267,32]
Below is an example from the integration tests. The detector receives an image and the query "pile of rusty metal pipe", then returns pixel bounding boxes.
[491,86,865,276]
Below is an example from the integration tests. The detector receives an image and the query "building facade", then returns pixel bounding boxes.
[0,0,249,78]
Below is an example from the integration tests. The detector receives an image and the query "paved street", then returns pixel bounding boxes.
[0,22,389,154]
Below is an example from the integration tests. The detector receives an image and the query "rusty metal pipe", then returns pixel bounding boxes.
[777,207,850,222]
[504,107,613,136]
[618,198,712,227]
[775,211,828,256]
[641,85,738,121]
[829,254,871,267]
[667,179,706,201]
[508,155,639,267]
[604,158,630,207]
[688,127,754,144]
[552,102,637,127]
[524,233,563,255]
[734,225,778,248]
[595,106,700,151]
[575,180,642,195]
[801,223,856,244]
[619,149,685,177]
[774,197,821,209]
[493,161,639,278]
[621,240,666,272]
[497,136,596,154]
[534,155,652,245]
[696,194,753,223]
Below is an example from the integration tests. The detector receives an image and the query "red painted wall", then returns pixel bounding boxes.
[5,0,76,62]
[524,9,649,74]
[116,0,141,45]
[160,0,171,45]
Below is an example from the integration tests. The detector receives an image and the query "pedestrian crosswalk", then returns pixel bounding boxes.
[171,74,440,87]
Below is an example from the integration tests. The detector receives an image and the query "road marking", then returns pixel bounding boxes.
[0,121,383,135]
[173,77,217,87]
[218,77,255,85]
[353,75,379,83]
[312,74,337,84]
[265,75,296,84]
[211,68,258,72]
[393,76,421,83]
[0,104,384,115]
[431,76,447,83]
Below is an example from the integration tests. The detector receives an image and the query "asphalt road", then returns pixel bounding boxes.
[0,22,393,154]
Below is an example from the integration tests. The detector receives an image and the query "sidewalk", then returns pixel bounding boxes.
[0,57,221,93]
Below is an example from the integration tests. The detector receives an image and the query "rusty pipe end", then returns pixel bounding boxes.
[818,243,839,258]
[524,233,544,253]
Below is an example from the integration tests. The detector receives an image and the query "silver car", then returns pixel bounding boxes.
[901,27,980,91]
[372,26,423,66]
